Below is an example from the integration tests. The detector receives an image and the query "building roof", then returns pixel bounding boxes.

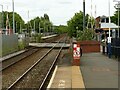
[101,23,119,29]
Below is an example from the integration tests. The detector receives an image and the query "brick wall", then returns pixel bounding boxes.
[78,41,100,53]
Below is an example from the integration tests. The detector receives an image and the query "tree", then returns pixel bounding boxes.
[77,29,95,41]
[2,11,25,33]
[111,10,120,26]
[54,25,68,34]
[44,14,49,21]
[67,11,89,37]
[25,14,53,34]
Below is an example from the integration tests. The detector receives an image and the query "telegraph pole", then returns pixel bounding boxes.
[83,0,85,30]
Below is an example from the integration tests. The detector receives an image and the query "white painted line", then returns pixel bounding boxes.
[58,80,66,88]
[47,65,58,88]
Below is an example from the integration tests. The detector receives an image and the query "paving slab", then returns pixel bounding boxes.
[80,53,119,89]
[49,66,72,88]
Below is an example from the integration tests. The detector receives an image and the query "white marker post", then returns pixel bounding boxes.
[108,0,112,58]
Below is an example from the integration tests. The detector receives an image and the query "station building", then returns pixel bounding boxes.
[95,15,119,42]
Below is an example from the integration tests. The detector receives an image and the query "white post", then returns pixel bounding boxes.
[39,22,40,33]
[34,20,35,33]
[109,0,111,38]
[108,0,112,58]
[20,22,22,33]
[0,4,3,28]
[118,2,120,38]
[12,0,15,34]
[28,10,29,35]
[16,22,18,33]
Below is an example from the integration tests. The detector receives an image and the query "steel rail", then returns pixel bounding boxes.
[39,43,65,89]
[39,36,67,89]
[7,37,65,90]
[0,48,38,71]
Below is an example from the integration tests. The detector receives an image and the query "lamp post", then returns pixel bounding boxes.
[115,2,120,38]
[107,0,112,58]
[12,0,15,34]
[83,0,85,30]
[114,0,120,38]
[0,4,3,29]
[118,2,120,38]
[39,22,40,34]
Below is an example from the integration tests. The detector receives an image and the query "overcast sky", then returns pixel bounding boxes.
[0,0,118,25]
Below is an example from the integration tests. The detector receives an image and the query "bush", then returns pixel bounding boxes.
[77,29,95,41]
[32,33,42,43]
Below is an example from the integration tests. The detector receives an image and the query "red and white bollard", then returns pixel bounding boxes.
[73,43,81,66]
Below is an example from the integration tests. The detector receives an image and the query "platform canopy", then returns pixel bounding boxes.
[101,23,119,30]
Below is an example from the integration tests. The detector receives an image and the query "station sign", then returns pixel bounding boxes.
[73,43,80,60]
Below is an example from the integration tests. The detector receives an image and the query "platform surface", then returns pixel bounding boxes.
[80,53,119,89]
[41,34,57,39]
[48,66,85,89]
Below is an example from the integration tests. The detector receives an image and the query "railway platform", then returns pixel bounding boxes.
[47,52,119,89]
[29,43,70,48]
[80,53,119,89]
[41,34,57,39]
[0,50,26,62]
[47,65,85,89]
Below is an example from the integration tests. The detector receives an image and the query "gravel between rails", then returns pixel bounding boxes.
[10,49,59,89]
[2,48,50,89]
[1,48,38,70]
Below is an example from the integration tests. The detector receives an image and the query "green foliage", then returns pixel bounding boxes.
[77,29,95,41]
[2,11,25,33]
[31,33,42,43]
[54,25,68,34]
[111,10,120,25]
[26,14,53,34]
[67,11,89,37]
[18,41,25,50]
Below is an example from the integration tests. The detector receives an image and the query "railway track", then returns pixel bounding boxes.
[7,43,65,90]
[2,35,68,89]
[1,47,39,71]
[1,34,66,71]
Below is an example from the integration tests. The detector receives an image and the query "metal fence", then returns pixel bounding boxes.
[102,38,120,60]
[111,38,120,60]
[0,34,18,57]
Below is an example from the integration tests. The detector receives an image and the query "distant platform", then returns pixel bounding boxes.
[41,34,57,39]
[0,50,26,62]
[29,43,70,48]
